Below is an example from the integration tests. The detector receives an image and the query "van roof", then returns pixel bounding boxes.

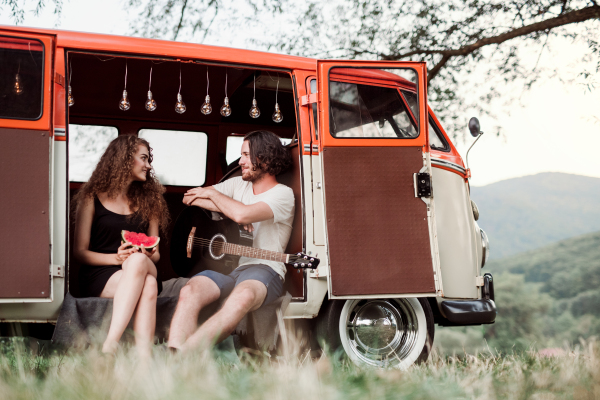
[0,25,318,70]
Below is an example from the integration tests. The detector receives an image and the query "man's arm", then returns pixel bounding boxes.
[183,193,221,212]
[186,186,273,225]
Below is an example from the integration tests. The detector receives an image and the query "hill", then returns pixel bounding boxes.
[470,172,600,259]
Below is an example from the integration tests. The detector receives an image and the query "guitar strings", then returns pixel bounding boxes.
[189,238,285,259]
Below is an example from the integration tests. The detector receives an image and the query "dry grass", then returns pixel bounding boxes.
[0,335,599,400]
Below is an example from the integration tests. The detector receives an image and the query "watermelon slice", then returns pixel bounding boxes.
[121,230,160,249]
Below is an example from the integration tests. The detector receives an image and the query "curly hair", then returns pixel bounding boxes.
[244,130,292,176]
[72,135,170,234]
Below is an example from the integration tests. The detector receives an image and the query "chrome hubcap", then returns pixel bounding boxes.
[345,299,420,367]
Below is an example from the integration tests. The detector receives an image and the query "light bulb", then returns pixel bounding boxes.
[14,73,23,95]
[119,90,130,111]
[175,93,186,114]
[201,95,212,115]
[68,86,75,107]
[249,99,260,118]
[220,96,231,117]
[272,103,283,123]
[145,90,157,111]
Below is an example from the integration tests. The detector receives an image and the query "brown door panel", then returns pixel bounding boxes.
[323,146,435,296]
[0,128,50,298]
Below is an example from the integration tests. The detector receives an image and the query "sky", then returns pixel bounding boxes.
[2,0,599,187]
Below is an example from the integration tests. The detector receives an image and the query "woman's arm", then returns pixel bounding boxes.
[73,197,136,266]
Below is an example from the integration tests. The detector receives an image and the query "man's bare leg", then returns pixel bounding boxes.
[180,280,267,352]
[167,276,221,349]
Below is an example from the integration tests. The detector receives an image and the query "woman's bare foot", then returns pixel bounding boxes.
[102,339,119,355]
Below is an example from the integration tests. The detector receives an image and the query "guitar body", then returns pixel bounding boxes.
[170,206,253,277]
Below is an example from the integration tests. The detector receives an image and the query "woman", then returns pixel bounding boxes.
[73,135,169,357]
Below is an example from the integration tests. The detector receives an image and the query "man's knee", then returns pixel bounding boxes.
[178,276,219,305]
[230,285,262,313]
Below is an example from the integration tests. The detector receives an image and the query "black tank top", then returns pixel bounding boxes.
[89,197,149,254]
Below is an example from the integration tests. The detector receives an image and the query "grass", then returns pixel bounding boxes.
[0,335,599,400]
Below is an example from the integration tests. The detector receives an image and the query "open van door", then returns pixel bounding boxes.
[317,61,442,298]
[0,30,55,301]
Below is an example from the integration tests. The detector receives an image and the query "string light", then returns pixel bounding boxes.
[272,74,283,123]
[220,68,231,117]
[67,62,74,106]
[249,72,260,118]
[14,62,23,95]
[201,66,212,115]
[175,64,186,114]
[119,60,130,111]
[145,65,157,111]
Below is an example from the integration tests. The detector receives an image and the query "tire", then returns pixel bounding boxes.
[316,298,434,369]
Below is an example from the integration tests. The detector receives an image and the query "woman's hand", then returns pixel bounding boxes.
[139,245,157,259]
[115,242,137,265]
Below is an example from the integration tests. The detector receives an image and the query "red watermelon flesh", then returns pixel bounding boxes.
[121,230,160,249]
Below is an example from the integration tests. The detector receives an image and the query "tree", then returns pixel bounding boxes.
[0,0,62,24]
[129,0,600,138]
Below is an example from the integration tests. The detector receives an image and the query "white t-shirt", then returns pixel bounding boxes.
[212,176,295,280]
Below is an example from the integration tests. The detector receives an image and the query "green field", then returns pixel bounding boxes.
[1,337,599,400]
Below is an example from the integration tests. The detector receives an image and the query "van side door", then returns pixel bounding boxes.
[0,31,55,300]
[317,61,442,298]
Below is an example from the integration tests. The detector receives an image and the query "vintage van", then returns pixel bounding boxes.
[0,25,495,368]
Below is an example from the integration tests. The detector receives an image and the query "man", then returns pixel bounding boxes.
[167,130,294,352]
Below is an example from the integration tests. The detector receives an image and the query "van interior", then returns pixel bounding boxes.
[66,52,305,300]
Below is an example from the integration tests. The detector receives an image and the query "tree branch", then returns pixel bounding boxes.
[173,0,188,41]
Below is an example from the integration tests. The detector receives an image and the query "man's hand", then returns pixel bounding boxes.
[184,186,215,205]
[242,224,254,233]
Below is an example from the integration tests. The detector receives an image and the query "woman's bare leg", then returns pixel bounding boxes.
[100,253,157,354]
[132,274,158,358]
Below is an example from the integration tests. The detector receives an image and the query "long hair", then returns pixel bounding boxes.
[244,130,292,176]
[72,135,170,234]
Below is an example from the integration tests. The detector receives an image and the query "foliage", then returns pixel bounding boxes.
[0,0,62,25]
[1,337,600,399]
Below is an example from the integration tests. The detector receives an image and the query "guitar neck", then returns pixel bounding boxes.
[224,242,289,264]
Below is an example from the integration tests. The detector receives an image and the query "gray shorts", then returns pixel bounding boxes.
[194,264,284,306]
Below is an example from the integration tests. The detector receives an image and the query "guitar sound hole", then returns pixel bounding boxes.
[211,238,225,256]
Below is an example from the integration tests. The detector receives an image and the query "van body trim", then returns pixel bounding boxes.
[431,158,466,175]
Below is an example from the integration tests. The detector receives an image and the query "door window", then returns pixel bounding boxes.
[138,129,208,186]
[328,68,419,139]
[0,36,44,120]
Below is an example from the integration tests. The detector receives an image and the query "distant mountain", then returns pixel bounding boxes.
[470,173,600,259]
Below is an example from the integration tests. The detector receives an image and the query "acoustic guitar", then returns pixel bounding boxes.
[170,206,320,277]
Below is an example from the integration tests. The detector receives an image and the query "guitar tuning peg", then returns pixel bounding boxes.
[304,255,308,259]
[297,253,302,256]
[310,258,314,262]
[294,263,299,268]
[308,263,312,268]
[301,263,306,267]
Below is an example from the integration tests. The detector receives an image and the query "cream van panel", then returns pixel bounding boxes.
[432,167,478,299]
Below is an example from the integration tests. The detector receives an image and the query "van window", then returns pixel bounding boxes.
[226,135,293,165]
[0,36,44,120]
[310,79,318,139]
[429,118,450,152]
[329,81,418,138]
[69,125,119,182]
[138,129,208,187]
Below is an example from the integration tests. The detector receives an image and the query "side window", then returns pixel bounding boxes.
[226,134,293,165]
[69,125,118,182]
[428,118,450,152]
[401,90,419,124]
[0,36,44,120]
[329,81,418,138]
[138,129,208,186]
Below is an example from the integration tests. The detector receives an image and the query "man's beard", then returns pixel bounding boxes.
[241,166,265,183]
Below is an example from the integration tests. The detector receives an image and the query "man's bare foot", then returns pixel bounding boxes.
[102,339,119,355]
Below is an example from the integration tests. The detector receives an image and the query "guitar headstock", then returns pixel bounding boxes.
[288,253,320,269]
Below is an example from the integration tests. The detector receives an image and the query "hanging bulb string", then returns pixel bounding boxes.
[225,69,228,97]
[124,61,128,90]
[69,62,72,84]
[178,64,182,95]
[206,67,210,96]
[253,72,256,99]
[276,78,279,104]
[149,66,153,91]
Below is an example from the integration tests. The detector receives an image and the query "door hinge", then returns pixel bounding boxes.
[52,264,64,277]
[414,172,432,197]
[54,72,65,87]
[301,93,317,106]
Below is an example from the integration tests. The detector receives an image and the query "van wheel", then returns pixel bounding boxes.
[316,298,434,369]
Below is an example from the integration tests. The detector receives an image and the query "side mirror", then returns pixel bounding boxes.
[468,117,481,137]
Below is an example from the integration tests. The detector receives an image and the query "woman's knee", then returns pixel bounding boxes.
[141,275,158,300]
[122,253,155,276]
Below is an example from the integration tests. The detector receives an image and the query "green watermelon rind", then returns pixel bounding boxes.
[121,230,160,250]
